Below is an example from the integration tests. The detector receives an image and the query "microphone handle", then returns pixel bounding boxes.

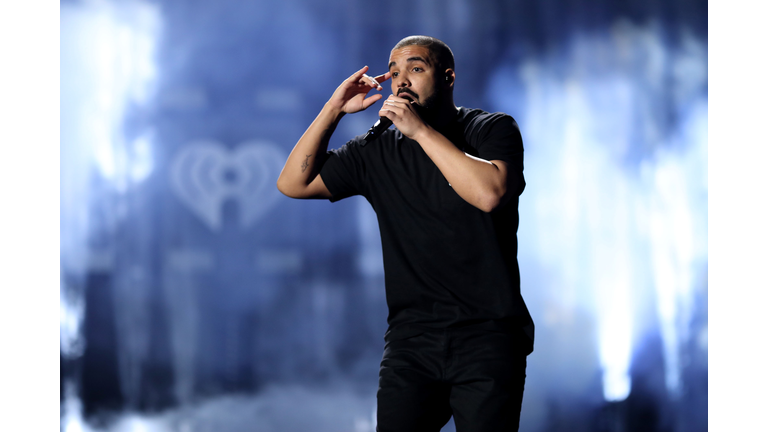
[363,117,393,143]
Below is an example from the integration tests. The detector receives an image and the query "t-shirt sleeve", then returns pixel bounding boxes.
[319,136,368,202]
[472,113,526,195]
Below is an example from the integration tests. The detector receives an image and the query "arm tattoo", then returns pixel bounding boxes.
[301,154,311,173]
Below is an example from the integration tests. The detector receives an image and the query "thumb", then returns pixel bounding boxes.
[362,93,383,109]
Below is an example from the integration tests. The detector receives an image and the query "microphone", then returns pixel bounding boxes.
[363,117,393,143]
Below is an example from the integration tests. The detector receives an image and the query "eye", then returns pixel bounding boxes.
[392,72,399,77]
[412,67,423,72]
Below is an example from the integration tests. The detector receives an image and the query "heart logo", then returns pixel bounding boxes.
[170,140,286,231]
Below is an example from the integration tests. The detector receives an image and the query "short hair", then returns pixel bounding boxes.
[392,35,455,73]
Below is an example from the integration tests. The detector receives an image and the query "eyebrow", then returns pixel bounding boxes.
[389,56,431,70]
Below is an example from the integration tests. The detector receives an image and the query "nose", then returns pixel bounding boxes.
[396,73,410,88]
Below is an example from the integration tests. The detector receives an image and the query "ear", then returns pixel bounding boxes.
[443,69,455,88]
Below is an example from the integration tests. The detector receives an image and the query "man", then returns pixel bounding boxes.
[277,35,534,432]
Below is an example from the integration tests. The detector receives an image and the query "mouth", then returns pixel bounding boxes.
[397,90,417,102]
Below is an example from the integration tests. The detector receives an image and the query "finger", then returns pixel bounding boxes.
[388,95,413,103]
[378,107,394,120]
[347,65,370,82]
[384,98,410,109]
[378,102,403,118]
[378,100,392,117]
[374,72,392,83]
[361,74,381,90]
[383,100,403,109]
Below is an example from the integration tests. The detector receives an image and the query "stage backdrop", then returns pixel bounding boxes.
[61,0,707,431]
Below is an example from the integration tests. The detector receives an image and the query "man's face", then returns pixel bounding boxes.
[387,45,443,113]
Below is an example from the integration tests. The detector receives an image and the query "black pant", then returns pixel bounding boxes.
[376,327,527,432]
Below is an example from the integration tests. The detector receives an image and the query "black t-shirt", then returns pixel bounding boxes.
[320,107,534,353]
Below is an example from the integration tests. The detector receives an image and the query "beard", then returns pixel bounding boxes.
[412,84,445,122]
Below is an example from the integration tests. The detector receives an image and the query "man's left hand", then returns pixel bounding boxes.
[378,95,430,140]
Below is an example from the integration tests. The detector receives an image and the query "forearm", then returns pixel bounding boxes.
[276,103,344,198]
[413,127,510,212]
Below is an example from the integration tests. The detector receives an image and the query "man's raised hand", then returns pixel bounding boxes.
[328,66,391,114]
